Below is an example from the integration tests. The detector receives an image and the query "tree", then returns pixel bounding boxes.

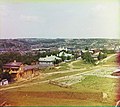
[60,52,66,61]
[1,72,11,82]
[67,56,71,60]
[53,59,61,64]
[85,47,89,50]
[98,52,107,60]
[81,51,84,59]
[82,51,95,64]
[102,48,107,53]
[98,52,102,60]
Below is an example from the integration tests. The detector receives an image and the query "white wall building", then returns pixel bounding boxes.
[39,55,61,66]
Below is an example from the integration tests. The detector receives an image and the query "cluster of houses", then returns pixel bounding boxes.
[39,51,73,65]
[0,60,40,85]
[0,50,73,85]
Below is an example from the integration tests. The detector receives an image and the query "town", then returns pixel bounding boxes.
[0,0,119,105]
[0,38,119,106]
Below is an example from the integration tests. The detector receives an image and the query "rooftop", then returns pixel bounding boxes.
[23,64,40,71]
[3,60,23,68]
[39,55,61,62]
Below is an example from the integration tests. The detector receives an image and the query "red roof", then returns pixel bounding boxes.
[3,62,22,69]
[23,64,40,71]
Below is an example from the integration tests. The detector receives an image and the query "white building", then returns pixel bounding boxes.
[58,51,73,58]
[58,47,68,51]
[39,55,61,66]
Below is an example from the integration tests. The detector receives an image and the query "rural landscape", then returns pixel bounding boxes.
[0,0,119,106]
[0,38,119,106]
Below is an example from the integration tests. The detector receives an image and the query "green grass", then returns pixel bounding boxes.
[9,75,116,105]
[72,54,116,69]
[44,71,81,80]
[42,62,70,73]
[58,62,70,71]
[72,60,94,69]
[41,54,116,74]
[10,82,71,92]
[72,76,116,102]
[42,66,58,73]
[2,69,117,106]
[73,76,115,92]
[11,75,116,96]
[101,54,116,65]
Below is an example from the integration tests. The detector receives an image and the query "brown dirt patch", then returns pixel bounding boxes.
[0,91,103,106]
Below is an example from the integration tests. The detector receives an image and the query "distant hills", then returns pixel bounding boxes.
[0,38,120,50]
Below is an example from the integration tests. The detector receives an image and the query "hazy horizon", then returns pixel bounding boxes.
[0,0,119,39]
[0,37,119,40]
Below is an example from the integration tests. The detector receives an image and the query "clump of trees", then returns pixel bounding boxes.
[0,72,11,82]
[97,52,107,60]
[0,52,37,71]
[81,47,107,64]
[81,51,95,64]
[101,48,115,54]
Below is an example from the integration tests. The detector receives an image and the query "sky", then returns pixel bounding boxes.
[0,0,119,39]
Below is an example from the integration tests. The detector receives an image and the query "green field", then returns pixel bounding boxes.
[72,60,94,69]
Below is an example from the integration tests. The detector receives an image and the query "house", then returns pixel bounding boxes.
[58,47,68,51]
[3,60,40,81]
[81,50,94,54]
[20,64,40,79]
[0,79,8,86]
[32,48,50,52]
[92,52,104,60]
[58,51,73,58]
[39,55,62,66]
[58,51,74,61]
[3,60,23,80]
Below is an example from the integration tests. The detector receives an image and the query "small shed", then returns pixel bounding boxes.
[0,79,8,86]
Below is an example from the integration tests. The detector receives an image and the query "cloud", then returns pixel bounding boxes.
[0,5,8,16]
[92,3,119,12]
[20,14,40,22]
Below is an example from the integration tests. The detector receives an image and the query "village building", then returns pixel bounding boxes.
[92,52,104,60]
[39,55,62,66]
[58,47,68,52]
[58,51,73,58]
[81,50,94,54]
[115,46,120,52]
[3,60,40,81]
[31,48,50,52]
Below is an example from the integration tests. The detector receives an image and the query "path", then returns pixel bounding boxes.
[101,54,116,63]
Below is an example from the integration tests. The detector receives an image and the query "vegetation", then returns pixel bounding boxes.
[72,60,94,69]
[72,76,116,102]
[81,51,95,64]
[43,71,81,80]
[0,72,11,82]
[97,52,107,60]
[58,62,70,71]
[0,52,37,66]
[102,48,115,54]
